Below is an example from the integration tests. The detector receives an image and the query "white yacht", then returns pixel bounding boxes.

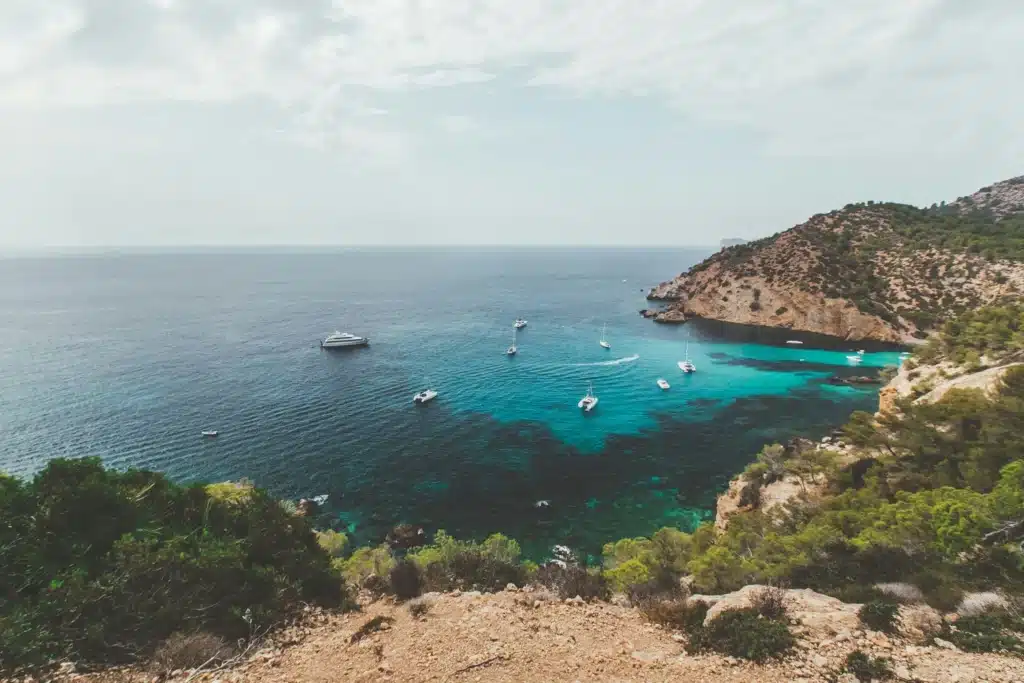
[507,327,518,356]
[413,389,438,404]
[578,383,599,412]
[599,323,611,349]
[514,319,528,329]
[657,378,670,390]
[201,430,218,437]
[320,331,369,349]
[846,355,863,363]
[678,336,696,373]
[786,340,804,345]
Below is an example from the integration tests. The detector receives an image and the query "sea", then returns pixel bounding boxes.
[0,248,902,560]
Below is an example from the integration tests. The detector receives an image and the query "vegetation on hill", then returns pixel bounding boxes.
[662,176,1024,336]
[916,303,1024,365]
[0,460,348,672]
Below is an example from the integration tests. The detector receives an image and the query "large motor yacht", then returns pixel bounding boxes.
[320,331,369,349]
[513,319,528,329]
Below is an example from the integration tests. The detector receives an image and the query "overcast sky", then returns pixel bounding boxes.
[1,1,1021,247]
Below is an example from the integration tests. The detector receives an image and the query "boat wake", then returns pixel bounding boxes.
[575,354,639,367]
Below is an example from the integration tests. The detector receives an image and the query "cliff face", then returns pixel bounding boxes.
[877,358,1023,414]
[649,175,1024,341]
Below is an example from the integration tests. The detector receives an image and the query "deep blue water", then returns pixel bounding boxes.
[0,249,901,559]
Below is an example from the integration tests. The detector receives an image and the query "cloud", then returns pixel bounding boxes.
[438,114,481,135]
[0,0,1021,157]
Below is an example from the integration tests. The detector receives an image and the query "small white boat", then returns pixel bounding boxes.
[534,499,551,508]
[507,327,518,356]
[201,430,218,437]
[311,494,329,506]
[599,323,611,349]
[578,383,599,412]
[786,340,804,345]
[657,378,670,390]
[857,349,866,355]
[846,355,863,363]
[513,319,528,329]
[320,331,369,349]
[413,389,438,404]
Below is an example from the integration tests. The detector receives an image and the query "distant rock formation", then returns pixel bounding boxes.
[647,175,1024,342]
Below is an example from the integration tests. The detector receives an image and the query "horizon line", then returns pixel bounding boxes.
[0,243,723,253]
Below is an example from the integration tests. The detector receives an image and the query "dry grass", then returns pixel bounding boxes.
[151,632,233,673]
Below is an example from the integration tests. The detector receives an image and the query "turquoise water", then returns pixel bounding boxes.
[0,249,901,559]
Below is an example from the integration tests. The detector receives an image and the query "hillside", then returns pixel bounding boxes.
[647,175,1024,341]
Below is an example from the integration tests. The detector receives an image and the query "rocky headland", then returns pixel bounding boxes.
[647,175,1024,341]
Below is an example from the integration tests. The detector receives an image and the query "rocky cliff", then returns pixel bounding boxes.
[648,175,1024,341]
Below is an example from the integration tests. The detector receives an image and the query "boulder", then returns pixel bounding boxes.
[690,586,862,638]
[386,523,426,549]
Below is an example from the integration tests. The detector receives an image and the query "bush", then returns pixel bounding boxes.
[775,306,789,316]
[750,585,789,621]
[0,458,348,672]
[408,531,525,592]
[640,598,708,634]
[687,608,795,662]
[337,545,395,586]
[151,632,232,673]
[388,559,423,600]
[626,572,685,606]
[315,530,349,558]
[749,300,762,312]
[534,564,610,601]
[858,600,900,633]
[604,558,652,592]
[945,615,1024,654]
[408,599,431,618]
[844,650,893,682]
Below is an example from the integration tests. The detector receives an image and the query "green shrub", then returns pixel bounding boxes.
[408,531,525,592]
[337,545,395,586]
[945,615,1024,654]
[858,600,900,633]
[844,650,893,682]
[389,559,423,600]
[604,558,652,592]
[315,530,349,558]
[687,608,795,662]
[0,458,347,672]
[775,306,789,316]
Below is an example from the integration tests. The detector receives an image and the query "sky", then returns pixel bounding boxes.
[0,0,1021,248]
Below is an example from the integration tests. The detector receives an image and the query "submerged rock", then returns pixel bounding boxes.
[386,523,426,549]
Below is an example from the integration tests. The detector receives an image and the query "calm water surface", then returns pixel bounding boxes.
[0,249,900,558]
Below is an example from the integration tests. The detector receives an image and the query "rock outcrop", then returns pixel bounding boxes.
[648,175,1024,342]
[877,358,1023,414]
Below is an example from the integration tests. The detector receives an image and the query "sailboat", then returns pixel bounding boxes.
[578,382,599,412]
[678,335,697,373]
[599,323,611,349]
[507,327,518,356]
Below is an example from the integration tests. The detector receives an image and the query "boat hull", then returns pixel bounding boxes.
[322,338,369,349]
